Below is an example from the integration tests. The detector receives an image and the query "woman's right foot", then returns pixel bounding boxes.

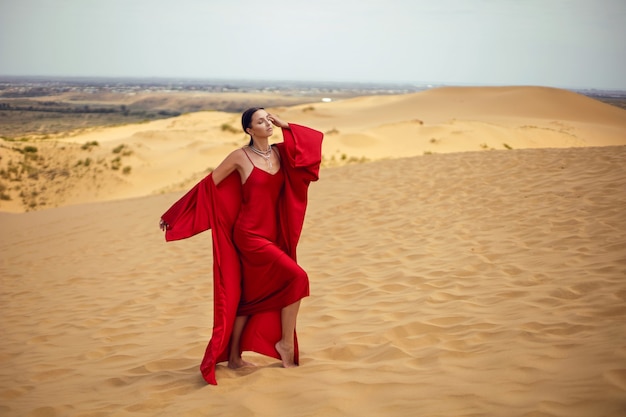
[228,357,255,369]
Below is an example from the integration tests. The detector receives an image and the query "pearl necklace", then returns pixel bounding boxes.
[249,144,273,170]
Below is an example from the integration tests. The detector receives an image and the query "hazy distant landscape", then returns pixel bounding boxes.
[2,76,624,139]
[1,77,625,212]
[0,77,425,139]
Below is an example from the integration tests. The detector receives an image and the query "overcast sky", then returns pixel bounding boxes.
[1,0,624,89]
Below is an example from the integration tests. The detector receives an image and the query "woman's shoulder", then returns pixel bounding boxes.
[224,147,248,162]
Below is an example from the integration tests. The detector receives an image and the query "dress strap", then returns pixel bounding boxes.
[242,147,254,164]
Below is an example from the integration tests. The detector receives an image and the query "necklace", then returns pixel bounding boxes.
[249,144,273,170]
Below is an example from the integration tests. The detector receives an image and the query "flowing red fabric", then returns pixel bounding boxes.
[160,124,323,385]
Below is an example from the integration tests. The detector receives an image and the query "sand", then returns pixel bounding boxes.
[2,86,625,213]
[1,86,626,416]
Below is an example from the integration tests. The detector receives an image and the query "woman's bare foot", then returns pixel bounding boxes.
[228,357,255,370]
[275,341,297,368]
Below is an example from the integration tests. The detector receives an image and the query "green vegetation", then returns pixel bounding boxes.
[221,123,239,134]
[110,144,133,171]
[111,156,122,170]
[0,136,135,211]
[0,99,182,139]
[75,158,92,167]
[81,141,99,150]
[10,145,38,154]
[112,144,132,156]
[0,182,10,200]
[321,151,370,168]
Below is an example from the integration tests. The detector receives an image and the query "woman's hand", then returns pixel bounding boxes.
[267,113,289,129]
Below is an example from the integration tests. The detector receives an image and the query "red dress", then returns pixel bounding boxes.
[234,150,309,316]
[160,124,323,385]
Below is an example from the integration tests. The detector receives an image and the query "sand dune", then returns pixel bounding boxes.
[287,86,626,161]
[1,145,625,416]
[1,86,626,416]
[1,86,625,212]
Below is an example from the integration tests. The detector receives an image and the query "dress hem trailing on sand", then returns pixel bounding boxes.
[160,124,323,385]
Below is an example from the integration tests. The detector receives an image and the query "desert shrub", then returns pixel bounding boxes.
[122,166,132,175]
[503,143,513,150]
[81,141,99,150]
[111,156,121,170]
[7,163,20,179]
[221,123,239,134]
[348,156,369,164]
[0,182,10,200]
[112,144,132,156]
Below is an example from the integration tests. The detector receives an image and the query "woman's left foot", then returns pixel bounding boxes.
[275,341,297,368]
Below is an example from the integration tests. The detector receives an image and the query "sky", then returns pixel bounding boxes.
[0,0,625,90]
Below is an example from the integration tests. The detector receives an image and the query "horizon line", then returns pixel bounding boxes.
[0,74,624,92]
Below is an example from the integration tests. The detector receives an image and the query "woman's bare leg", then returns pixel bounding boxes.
[275,300,301,368]
[228,315,254,369]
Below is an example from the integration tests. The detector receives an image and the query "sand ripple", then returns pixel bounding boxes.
[1,146,625,416]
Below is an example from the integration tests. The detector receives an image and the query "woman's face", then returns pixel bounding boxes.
[246,109,273,138]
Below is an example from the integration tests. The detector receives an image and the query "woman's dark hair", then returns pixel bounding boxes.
[241,107,264,146]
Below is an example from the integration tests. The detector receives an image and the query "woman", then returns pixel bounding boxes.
[160,108,323,385]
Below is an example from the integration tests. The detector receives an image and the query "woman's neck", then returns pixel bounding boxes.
[251,138,270,152]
